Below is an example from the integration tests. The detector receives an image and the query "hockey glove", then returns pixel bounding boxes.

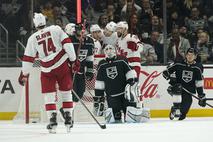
[162,70,170,80]
[127,78,138,86]
[18,71,29,86]
[93,96,105,116]
[127,41,138,51]
[72,60,81,73]
[198,94,206,107]
[85,68,94,81]
[124,84,139,102]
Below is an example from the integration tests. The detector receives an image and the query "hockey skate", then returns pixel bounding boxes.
[63,111,73,133]
[47,112,58,134]
[169,106,181,120]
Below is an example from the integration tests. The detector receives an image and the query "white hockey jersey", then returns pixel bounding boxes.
[22,25,76,74]
[102,32,118,47]
[88,34,103,55]
[116,34,143,68]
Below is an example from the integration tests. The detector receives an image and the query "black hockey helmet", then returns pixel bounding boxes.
[185,48,198,55]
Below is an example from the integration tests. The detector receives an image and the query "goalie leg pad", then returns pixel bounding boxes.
[93,96,105,116]
[125,106,150,123]
[104,108,115,123]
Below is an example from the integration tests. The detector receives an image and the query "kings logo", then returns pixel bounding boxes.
[78,50,88,62]
[106,66,118,79]
[182,70,193,83]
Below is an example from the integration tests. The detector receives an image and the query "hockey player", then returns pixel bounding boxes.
[102,21,118,47]
[116,21,144,106]
[89,24,103,55]
[116,21,143,78]
[18,13,76,133]
[94,44,149,123]
[162,48,206,121]
[64,23,76,36]
[66,23,95,102]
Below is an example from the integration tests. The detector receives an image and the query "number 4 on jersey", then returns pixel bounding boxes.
[38,38,56,56]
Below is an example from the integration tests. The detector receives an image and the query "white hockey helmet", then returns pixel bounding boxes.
[65,23,76,35]
[90,24,101,33]
[105,21,117,32]
[116,21,128,30]
[33,13,46,28]
[104,44,116,58]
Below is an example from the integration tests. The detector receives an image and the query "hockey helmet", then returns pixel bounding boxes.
[105,21,117,32]
[65,23,76,36]
[90,24,101,33]
[104,44,116,58]
[33,13,46,28]
[116,21,128,30]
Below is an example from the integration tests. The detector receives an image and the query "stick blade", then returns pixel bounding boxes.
[100,125,106,129]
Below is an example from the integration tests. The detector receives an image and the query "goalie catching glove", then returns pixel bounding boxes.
[93,96,105,116]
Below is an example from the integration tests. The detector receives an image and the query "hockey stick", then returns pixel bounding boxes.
[182,88,213,108]
[205,98,213,101]
[72,89,106,129]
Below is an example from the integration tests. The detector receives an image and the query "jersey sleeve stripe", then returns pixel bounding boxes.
[127,57,141,63]
[61,38,72,46]
[22,55,35,63]
[40,49,66,68]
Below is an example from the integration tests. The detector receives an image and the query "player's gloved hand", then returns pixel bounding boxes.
[127,41,138,51]
[198,94,206,107]
[162,70,170,80]
[85,71,94,81]
[72,60,80,73]
[18,71,29,86]
[127,78,138,86]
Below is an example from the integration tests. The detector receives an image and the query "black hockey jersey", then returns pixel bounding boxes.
[165,60,204,95]
[95,56,136,97]
[70,35,94,73]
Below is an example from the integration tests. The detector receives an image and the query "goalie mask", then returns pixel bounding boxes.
[65,23,76,36]
[33,13,46,28]
[104,44,116,58]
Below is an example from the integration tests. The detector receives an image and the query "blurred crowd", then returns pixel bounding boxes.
[1,0,213,64]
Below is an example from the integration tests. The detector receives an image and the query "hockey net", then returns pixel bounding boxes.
[13,55,105,124]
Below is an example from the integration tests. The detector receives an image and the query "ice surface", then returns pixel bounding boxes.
[0,118,213,142]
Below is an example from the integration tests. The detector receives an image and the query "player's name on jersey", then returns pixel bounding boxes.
[36,31,51,41]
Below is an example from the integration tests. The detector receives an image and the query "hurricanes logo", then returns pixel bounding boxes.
[106,66,118,79]
[182,70,193,83]
[79,50,88,62]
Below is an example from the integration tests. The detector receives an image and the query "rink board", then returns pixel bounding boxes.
[0,65,213,120]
